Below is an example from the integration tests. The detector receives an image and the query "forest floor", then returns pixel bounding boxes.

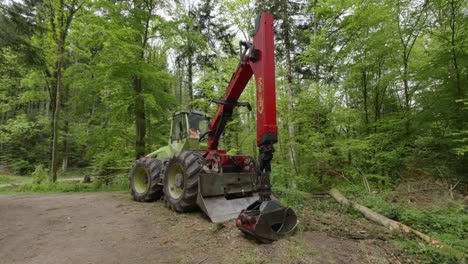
[0,192,412,264]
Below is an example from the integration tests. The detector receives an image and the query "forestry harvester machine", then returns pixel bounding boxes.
[129,13,298,242]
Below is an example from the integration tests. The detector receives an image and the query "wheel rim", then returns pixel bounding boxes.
[167,163,184,199]
[134,167,149,193]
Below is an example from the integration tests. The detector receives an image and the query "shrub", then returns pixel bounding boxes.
[31,164,48,184]
[11,160,33,176]
[272,185,310,209]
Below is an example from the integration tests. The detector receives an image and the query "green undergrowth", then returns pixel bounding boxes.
[0,172,129,194]
[340,185,467,263]
[274,182,467,263]
[273,185,311,210]
[57,167,94,178]
[0,174,32,185]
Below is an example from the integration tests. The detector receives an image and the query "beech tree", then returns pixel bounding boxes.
[0,0,465,185]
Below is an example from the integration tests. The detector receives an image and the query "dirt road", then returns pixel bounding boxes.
[0,192,405,264]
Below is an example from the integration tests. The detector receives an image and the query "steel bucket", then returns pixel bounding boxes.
[236,200,298,243]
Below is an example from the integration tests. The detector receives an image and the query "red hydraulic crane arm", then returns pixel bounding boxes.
[207,13,277,151]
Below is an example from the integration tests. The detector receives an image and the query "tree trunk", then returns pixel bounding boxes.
[50,47,63,183]
[132,1,156,160]
[134,77,146,159]
[62,119,69,172]
[48,0,81,182]
[188,54,193,102]
[50,0,67,183]
[403,54,410,112]
[374,63,386,129]
[176,59,183,105]
[396,0,428,135]
[282,0,299,188]
[313,0,320,82]
[185,17,194,104]
[329,188,466,261]
[362,69,369,131]
[402,52,411,134]
[449,0,463,129]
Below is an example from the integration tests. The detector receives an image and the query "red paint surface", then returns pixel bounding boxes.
[208,12,277,150]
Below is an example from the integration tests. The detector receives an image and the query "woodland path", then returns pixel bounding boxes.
[0,192,405,264]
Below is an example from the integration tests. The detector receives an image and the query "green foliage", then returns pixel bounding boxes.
[341,185,468,261]
[0,0,464,211]
[399,206,467,242]
[90,150,132,176]
[0,0,467,260]
[394,234,462,264]
[17,182,110,193]
[0,114,49,169]
[11,160,33,176]
[352,192,401,219]
[0,174,32,185]
[296,174,322,193]
[31,164,48,184]
[12,173,128,193]
[272,185,311,210]
[0,169,128,193]
[0,0,462,189]
[271,164,296,188]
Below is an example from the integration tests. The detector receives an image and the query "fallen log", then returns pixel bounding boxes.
[329,188,466,262]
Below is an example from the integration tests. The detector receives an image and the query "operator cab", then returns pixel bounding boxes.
[170,110,209,143]
[188,112,209,138]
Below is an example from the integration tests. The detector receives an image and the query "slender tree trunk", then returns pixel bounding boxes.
[396,0,428,135]
[50,0,69,183]
[402,52,411,134]
[176,60,183,105]
[48,0,81,182]
[188,55,193,102]
[449,0,461,100]
[282,0,299,187]
[51,41,63,183]
[179,70,183,105]
[185,17,194,104]
[62,119,68,172]
[374,65,382,123]
[403,54,410,111]
[362,69,369,131]
[134,77,146,159]
[313,0,320,82]
[449,0,463,131]
[45,93,50,118]
[132,1,156,159]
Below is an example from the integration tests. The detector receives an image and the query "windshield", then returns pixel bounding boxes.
[188,113,209,137]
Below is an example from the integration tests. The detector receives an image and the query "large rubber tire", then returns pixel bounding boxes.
[164,151,203,212]
[129,157,163,202]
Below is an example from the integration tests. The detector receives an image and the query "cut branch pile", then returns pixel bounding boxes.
[328,188,466,262]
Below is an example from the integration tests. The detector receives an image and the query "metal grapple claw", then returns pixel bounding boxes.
[236,200,298,243]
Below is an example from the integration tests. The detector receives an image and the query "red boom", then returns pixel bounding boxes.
[201,12,298,243]
[207,13,277,150]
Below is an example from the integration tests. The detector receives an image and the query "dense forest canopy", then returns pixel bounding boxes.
[0,0,466,188]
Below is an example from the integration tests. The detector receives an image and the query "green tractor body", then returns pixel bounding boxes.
[130,109,260,222]
[147,110,210,160]
[129,12,298,242]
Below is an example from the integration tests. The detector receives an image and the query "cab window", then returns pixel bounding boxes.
[171,114,187,141]
[188,113,209,137]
